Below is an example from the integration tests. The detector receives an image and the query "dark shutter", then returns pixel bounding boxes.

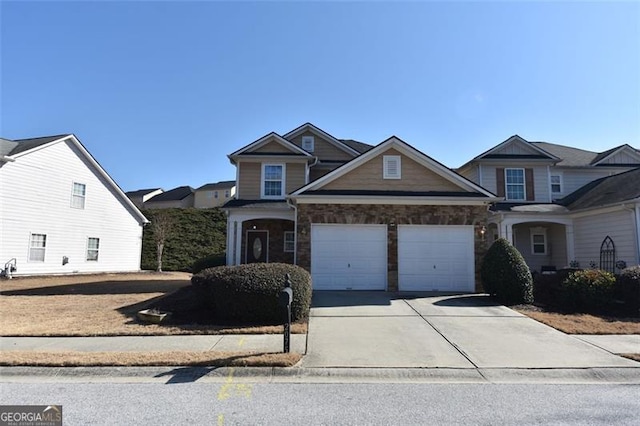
[525,168,535,201]
[496,168,505,197]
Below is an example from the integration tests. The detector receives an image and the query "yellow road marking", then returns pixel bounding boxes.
[217,414,224,426]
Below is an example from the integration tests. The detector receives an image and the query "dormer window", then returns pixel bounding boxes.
[383,155,401,179]
[302,136,314,152]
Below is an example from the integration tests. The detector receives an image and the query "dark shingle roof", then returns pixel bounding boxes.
[146,186,194,202]
[8,134,71,156]
[340,139,373,154]
[196,180,236,191]
[300,189,488,198]
[557,168,640,210]
[126,188,163,197]
[530,142,598,167]
[222,199,290,209]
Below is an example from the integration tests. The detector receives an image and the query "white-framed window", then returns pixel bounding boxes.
[214,191,219,199]
[261,164,285,198]
[224,189,230,198]
[505,168,525,201]
[29,233,47,262]
[302,136,314,152]
[550,174,562,194]
[71,182,86,209]
[284,231,295,252]
[383,155,401,179]
[87,237,100,261]
[530,228,547,255]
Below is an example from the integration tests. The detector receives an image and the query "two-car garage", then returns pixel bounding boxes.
[310,224,475,292]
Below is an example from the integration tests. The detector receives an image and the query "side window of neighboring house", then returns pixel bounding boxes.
[262,164,285,198]
[302,136,314,152]
[29,233,47,262]
[214,191,218,199]
[530,228,547,255]
[225,189,230,198]
[87,237,100,261]
[383,155,401,179]
[284,231,295,252]
[550,174,562,194]
[505,169,525,200]
[71,182,86,209]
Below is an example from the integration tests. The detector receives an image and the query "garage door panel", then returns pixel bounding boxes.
[311,224,387,290]
[398,225,474,292]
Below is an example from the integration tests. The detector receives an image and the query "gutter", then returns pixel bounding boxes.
[0,156,15,162]
[286,197,298,265]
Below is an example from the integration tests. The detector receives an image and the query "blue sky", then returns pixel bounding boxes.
[2,1,639,192]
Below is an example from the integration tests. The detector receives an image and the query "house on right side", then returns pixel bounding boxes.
[457,135,640,273]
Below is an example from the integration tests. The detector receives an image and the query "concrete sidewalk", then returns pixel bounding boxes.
[0,335,306,354]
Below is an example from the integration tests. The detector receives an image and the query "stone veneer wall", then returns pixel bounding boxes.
[296,204,489,291]
[241,219,294,264]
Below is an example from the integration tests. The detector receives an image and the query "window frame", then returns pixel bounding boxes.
[224,189,230,198]
[550,174,563,195]
[505,168,525,201]
[71,182,86,209]
[28,233,47,262]
[86,237,100,261]
[530,227,547,255]
[261,163,286,199]
[302,136,314,152]
[383,155,402,179]
[284,231,295,253]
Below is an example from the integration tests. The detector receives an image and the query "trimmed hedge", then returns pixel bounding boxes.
[141,208,226,271]
[192,254,227,274]
[616,266,640,315]
[480,238,533,304]
[191,263,312,324]
[558,269,616,313]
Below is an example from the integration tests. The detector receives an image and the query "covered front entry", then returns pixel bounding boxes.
[311,224,387,290]
[398,225,475,292]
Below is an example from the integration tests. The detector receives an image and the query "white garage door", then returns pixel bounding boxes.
[398,225,474,292]
[311,224,387,290]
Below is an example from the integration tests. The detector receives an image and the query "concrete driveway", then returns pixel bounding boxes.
[301,292,639,369]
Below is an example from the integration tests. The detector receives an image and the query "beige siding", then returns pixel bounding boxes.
[309,167,333,182]
[323,148,463,192]
[252,139,294,154]
[238,162,261,199]
[289,131,353,161]
[194,187,235,208]
[286,163,306,194]
[573,209,638,267]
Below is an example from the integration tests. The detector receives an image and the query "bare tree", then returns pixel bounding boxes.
[151,211,174,272]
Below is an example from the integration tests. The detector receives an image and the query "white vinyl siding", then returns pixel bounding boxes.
[560,169,622,196]
[28,233,47,262]
[550,174,562,195]
[481,165,549,202]
[87,237,100,261]
[573,209,638,268]
[71,182,86,209]
[0,139,144,275]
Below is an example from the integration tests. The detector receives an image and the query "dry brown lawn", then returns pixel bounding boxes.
[0,350,302,367]
[0,272,306,336]
[515,308,640,335]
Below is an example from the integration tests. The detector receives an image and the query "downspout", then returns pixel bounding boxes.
[636,204,640,264]
[286,197,298,265]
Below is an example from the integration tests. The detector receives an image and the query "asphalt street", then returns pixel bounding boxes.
[2,382,639,425]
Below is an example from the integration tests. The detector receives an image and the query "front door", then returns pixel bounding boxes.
[246,230,268,263]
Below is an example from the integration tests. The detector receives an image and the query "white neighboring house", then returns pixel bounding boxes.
[0,134,149,276]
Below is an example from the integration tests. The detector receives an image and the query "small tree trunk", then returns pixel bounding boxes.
[156,242,164,272]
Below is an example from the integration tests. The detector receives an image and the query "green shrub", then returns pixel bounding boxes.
[141,208,226,271]
[533,269,574,306]
[192,254,227,274]
[480,238,533,304]
[615,266,640,316]
[559,269,616,313]
[191,263,312,323]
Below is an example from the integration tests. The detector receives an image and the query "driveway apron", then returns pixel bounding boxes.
[301,292,639,369]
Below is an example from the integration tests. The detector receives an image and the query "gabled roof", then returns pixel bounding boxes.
[228,132,312,160]
[1,134,148,224]
[292,136,498,199]
[196,180,236,191]
[589,144,640,166]
[340,139,373,154]
[469,135,560,162]
[557,168,640,210]
[126,188,163,198]
[146,186,194,202]
[283,122,362,156]
[0,138,19,156]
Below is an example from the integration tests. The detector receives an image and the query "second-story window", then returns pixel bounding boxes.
[550,175,562,194]
[71,182,86,209]
[505,169,525,201]
[262,164,285,198]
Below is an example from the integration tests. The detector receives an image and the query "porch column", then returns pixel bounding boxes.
[565,223,575,266]
[226,218,235,266]
[234,220,243,265]
[501,221,514,244]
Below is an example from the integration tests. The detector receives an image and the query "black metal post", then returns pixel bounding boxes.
[279,273,293,353]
